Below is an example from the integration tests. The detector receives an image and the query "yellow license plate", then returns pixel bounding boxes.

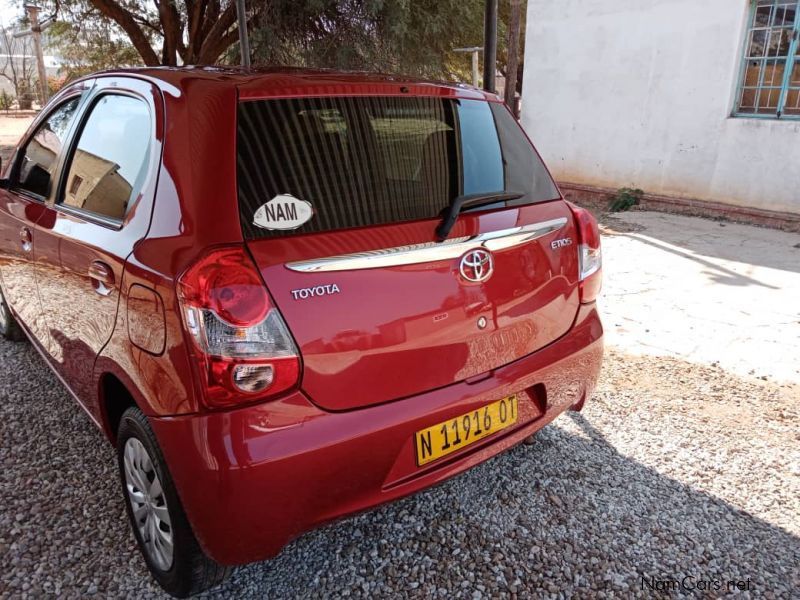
[415,395,519,466]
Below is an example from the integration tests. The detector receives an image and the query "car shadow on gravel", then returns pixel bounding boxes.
[1,338,798,598]
[220,416,798,598]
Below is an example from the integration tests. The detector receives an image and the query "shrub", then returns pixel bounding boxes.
[609,187,644,212]
[0,90,14,112]
[47,75,68,96]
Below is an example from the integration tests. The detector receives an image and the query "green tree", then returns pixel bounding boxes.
[44,0,262,67]
[47,17,143,79]
[246,1,527,89]
[43,0,526,88]
[246,0,516,83]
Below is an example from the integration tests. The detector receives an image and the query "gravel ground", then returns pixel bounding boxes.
[1,336,798,598]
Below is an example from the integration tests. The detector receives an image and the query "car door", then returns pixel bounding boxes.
[33,77,160,407]
[0,93,85,349]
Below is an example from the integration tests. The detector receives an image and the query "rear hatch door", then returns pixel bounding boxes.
[239,92,581,411]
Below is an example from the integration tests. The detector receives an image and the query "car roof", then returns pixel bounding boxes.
[85,66,498,102]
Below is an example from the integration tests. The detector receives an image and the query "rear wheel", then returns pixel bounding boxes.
[0,284,25,341]
[117,407,231,597]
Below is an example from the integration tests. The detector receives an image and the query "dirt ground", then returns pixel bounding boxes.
[0,115,32,164]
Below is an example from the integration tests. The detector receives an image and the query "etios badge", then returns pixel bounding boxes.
[459,249,493,283]
[254,194,314,230]
[551,237,573,250]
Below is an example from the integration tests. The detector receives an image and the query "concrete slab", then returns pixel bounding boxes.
[600,211,800,384]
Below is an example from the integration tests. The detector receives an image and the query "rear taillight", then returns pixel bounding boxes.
[567,203,602,303]
[177,246,300,408]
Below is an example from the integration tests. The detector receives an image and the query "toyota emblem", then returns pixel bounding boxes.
[459,249,494,283]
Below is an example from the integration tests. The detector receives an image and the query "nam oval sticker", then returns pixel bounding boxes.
[253,194,314,230]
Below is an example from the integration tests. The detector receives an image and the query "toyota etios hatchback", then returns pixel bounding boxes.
[0,68,603,596]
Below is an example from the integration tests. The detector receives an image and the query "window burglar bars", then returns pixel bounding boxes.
[734,0,800,118]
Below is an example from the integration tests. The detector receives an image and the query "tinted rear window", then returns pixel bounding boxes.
[237,96,558,239]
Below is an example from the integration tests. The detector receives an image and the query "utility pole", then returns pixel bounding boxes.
[454,46,482,87]
[25,4,48,104]
[504,0,522,111]
[235,0,251,68]
[483,0,498,93]
[13,4,51,106]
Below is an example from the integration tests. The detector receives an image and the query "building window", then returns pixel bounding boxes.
[68,174,83,196]
[735,0,800,118]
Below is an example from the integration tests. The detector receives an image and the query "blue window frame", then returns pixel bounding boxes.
[734,0,800,119]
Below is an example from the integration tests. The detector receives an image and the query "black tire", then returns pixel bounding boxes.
[117,407,231,597]
[0,284,25,342]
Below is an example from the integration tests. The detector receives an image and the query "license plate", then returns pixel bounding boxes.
[415,395,519,466]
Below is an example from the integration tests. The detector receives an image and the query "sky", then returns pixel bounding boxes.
[0,0,21,26]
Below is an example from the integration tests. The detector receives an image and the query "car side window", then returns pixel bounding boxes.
[16,97,81,198]
[61,94,151,223]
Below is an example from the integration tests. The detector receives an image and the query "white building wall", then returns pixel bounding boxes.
[521,0,800,215]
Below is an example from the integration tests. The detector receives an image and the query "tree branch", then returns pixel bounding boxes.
[155,0,180,65]
[202,0,221,42]
[132,15,163,34]
[199,1,236,60]
[88,0,159,65]
[186,0,208,61]
[199,25,239,63]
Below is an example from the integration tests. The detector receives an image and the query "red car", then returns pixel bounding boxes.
[0,68,603,597]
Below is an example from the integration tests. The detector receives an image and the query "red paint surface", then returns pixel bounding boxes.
[249,200,581,411]
[152,304,603,565]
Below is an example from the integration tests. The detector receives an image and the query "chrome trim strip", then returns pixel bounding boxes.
[285,217,568,273]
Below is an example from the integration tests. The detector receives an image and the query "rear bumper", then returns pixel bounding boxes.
[150,304,603,565]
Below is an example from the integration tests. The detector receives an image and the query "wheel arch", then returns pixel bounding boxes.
[97,371,145,444]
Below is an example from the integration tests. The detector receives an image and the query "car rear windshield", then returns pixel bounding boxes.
[237,96,559,239]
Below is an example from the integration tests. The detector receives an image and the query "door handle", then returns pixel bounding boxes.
[88,261,115,296]
[19,227,32,253]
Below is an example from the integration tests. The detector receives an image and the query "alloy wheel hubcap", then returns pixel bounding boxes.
[123,438,174,571]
